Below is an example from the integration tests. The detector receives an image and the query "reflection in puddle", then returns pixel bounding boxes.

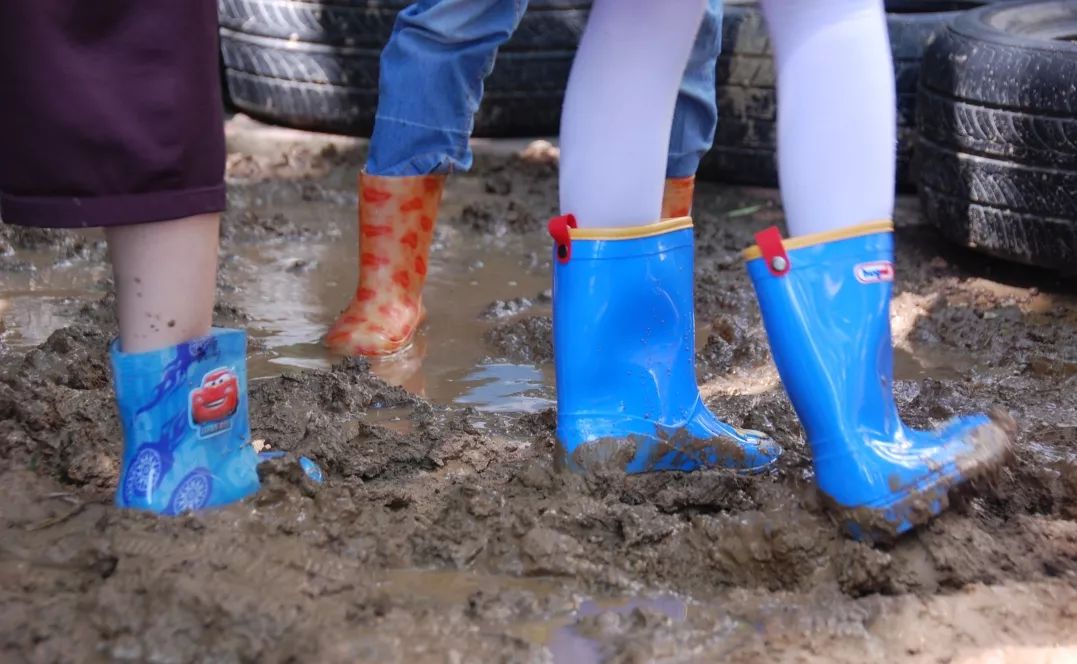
[455,363,553,413]
[378,569,688,664]
[0,237,110,348]
[547,595,688,663]
[227,193,557,413]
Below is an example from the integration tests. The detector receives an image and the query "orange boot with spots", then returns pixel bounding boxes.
[661,176,695,219]
[326,173,445,356]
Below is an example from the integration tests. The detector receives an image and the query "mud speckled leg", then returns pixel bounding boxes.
[106,213,219,353]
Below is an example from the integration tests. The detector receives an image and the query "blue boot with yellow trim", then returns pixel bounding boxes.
[548,215,781,474]
[744,222,1013,539]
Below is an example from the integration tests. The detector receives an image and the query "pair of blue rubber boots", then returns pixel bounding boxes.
[548,215,1012,539]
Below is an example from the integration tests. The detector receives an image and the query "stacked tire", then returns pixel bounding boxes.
[701,0,994,189]
[917,0,1077,271]
[705,3,775,186]
[218,0,587,136]
[219,0,982,184]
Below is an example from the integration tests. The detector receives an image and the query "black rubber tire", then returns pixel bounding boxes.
[218,0,587,136]
[918,89,1077,167]
[917,0,1077,270]
[920,189,1077,273]
[223,68,563,137]
[219,0,588,50]
[702,2,776,185]
[700,0,992,188]
[919,140,1077,220]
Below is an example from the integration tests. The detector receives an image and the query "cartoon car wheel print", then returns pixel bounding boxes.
[191,368,239,425]
[167,469,213,515]
[122,447,163,506]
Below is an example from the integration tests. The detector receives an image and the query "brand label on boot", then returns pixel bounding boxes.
[854,261,894,284]
[190,367,240,437]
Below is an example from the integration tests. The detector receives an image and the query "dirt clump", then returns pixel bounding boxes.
[483,314,553,364]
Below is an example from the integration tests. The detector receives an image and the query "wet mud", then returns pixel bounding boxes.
[1,118,1076,662]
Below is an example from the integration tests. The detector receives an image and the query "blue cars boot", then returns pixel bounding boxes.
[549,215,781,474]
[744,221,1013,539]
[111,328,261,515]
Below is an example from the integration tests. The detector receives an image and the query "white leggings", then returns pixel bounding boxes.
[558,0,706,228]
[560,0,895,237]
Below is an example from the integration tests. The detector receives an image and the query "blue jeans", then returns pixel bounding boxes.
[367,0,722,179]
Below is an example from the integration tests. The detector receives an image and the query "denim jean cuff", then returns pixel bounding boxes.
[666,151,705,180]
[366,115,474,177]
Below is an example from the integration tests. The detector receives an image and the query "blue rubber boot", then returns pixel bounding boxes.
[745,222,1013,539]
[549,215,781,474]
[111,328,261,515]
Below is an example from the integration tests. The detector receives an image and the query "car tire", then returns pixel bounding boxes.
[700,0,994,189]
[218,0,587,137]
[917,0,1077,270]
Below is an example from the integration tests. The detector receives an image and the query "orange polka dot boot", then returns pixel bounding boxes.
[661,176,695,219]
[326,173,445,356]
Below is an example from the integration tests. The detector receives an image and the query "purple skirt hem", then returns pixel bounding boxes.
[1,185,226,229]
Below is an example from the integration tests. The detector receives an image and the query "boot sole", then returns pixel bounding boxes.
[559,427,780,476]
[828,410,1016,542]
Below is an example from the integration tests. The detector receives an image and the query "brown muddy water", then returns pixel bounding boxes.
[1,119,1076,663]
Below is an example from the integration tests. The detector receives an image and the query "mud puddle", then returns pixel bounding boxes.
[1,173,960,419]
[893,346,973,381]
[230,207,554,415]
[2,120,1076,662]
[376,569,692,664]
[0,232,109,349]
[1,188,555,418]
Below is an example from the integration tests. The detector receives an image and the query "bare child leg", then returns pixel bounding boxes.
[107,214,220,353]
[0,1,260,514]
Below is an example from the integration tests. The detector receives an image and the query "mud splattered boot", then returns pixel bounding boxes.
[326,173,445,356]
[745,222,1013,539]
[548,215,781,474]
[661,176,695,219]
[112,329,260,515]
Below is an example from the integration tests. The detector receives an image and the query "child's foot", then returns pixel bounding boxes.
[326,173,445,356]
[112,329,260,514]
[327,296,426,356]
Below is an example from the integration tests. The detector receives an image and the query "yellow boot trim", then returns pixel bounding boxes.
[570,216,693,241]
[741,220,894,261]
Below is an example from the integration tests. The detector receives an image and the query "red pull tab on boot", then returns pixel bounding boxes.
[548,214,578,264]
[755,226,791,277]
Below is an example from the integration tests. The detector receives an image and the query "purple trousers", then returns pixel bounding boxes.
[0,1,225,228]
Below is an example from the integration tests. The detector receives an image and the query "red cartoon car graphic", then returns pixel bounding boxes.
[191,368,239,425]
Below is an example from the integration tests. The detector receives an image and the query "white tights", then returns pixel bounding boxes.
[559,0,896,236]
[761,0,895,236]
[558,0,706,228]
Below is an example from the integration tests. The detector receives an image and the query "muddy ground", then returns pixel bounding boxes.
[1,118,1076,663]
